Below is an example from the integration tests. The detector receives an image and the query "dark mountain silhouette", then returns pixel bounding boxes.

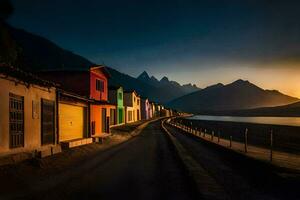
[137,71,200,100]
[221,101,300,117]
[2,25,296,108]
[168,79,299,113]
[108,68,200,103]
[182,83,201,94]
[106,67,160,102]
[3,24,93,71]
[0,24,200,103]
[137,71,160,87]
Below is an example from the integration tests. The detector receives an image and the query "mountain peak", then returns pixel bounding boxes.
[232,79,250,85]
[204,83,224,90]
[138,71,150,79]
[150,76,159,82]
[160,76,169,83]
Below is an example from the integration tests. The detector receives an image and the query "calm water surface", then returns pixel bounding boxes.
[187,115,300,127]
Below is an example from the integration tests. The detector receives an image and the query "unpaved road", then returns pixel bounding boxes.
[0,120,198,200]
[165,123,300,200]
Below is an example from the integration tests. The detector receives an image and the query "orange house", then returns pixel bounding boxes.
[89,66,116,136]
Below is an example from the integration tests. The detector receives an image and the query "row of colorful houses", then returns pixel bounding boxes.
[0,64,175,157]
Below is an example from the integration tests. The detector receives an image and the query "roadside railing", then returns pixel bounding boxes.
[166,118,300,166]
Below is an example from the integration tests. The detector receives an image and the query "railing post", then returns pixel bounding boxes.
[204,129,206,137]
[270,130,273,162]
[211,131,214,141]
[230,136,232,148]
[245,128,248,153]
[218,131,220,143]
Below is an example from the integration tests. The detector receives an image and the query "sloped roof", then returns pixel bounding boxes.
[90,65,111,78]
[0,63,58,87]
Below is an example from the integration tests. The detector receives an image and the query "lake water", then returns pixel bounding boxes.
[187,115,300,127]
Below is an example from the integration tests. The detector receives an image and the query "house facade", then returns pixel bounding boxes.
[141,98,150,120]
[39,65,114,141]
[108,86,125,125]
[161,108,173,117]
[89,66,116,136]
[124,90,141,123]
[0,65,58,156]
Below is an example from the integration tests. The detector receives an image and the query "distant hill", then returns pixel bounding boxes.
[221,101,300,117]
[168,79,299,113]
[0,24,93,71]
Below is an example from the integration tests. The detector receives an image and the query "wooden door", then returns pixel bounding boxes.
[101,108,107,132]
[118,108,123,124]
[109,108,116,125]
[41,99,55,145]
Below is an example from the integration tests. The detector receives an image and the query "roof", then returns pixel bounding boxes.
[0,64,59,88]
[90,65,111,78]
[58,88,90,102]
[38,65,111,78]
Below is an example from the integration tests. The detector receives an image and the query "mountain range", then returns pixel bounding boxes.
[0,23,199,103]
[1,23,299,112]
[137,71,199,94]
[106,69,200,103]
[167,79,299,113]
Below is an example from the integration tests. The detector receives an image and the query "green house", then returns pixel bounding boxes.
[108,86,125,125]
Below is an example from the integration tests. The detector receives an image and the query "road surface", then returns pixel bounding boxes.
[1,120,198,200]
[1,119,298,200]
[165,123,300,200]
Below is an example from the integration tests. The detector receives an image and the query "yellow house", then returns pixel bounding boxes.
[124,90,141,123]
[0,65,58,157]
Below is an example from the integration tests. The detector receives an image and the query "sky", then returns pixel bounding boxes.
[8,0,300,98]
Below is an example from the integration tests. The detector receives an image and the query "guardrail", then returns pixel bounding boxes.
[165,117,300,171]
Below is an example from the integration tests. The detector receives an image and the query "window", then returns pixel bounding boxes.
[137,99,140,105]
[9,93,24,148]
[118,92,122,100]
[96,79,104,92]
[134,97,136,102]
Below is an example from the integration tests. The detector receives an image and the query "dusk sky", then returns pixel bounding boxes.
[9,0,300,97]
